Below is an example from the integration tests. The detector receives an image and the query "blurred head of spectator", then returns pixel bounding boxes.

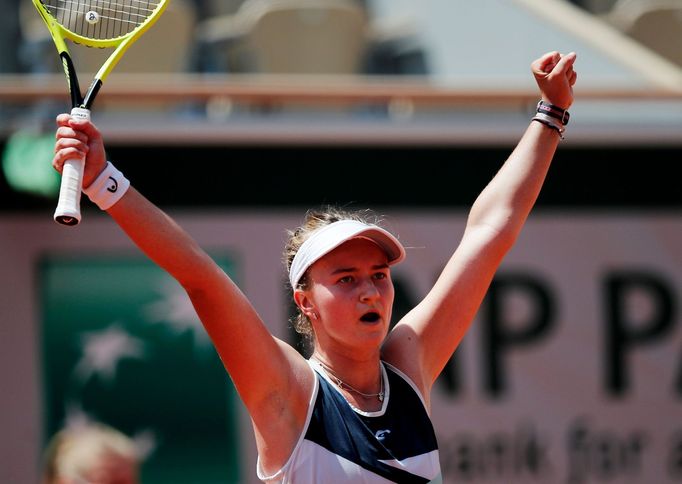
[42,422,139,484]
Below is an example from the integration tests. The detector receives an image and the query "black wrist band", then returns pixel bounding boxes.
[537,100,570,125]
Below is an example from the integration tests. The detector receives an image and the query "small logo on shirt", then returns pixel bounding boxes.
[375,429,391,441]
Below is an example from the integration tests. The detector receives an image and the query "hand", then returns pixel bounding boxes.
[53,114,108,188]
[531,51,577,110]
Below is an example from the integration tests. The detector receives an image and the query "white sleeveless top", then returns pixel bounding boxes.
[257,360,442,483]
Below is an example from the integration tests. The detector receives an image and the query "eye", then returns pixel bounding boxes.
[373,272,387,280]
[338,275,354,284]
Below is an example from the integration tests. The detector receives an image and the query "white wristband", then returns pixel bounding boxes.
[531,112,566,139]
[82,161,130,210]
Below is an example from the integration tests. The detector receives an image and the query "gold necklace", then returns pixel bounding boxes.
[314,359,384,402]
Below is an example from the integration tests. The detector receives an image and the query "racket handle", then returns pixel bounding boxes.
[54,107,91,226]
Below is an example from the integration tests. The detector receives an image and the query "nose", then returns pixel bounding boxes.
[359,278,380,302]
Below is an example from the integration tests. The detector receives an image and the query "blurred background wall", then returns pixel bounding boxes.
[1,0,680,483]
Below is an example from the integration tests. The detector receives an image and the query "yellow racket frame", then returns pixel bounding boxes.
[32,0,169,83]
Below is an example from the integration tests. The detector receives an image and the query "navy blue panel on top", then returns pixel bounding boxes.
[305,364,438,483]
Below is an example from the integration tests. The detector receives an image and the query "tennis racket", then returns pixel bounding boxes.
[33,0,168,225]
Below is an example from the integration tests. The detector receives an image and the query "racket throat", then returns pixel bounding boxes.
[82,79,102,110]
[59,53,101,109]
[60,53,83,108]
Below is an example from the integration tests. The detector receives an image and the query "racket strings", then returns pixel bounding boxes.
[42,0,160,40]
[48,4,150,23]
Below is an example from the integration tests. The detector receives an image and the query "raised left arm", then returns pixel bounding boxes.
[383,52,577,398]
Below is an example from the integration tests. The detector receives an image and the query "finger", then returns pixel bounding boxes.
[68,117,101,141]
[552,52,577,76]
[55,147,86,162]
[55,137,90,153]
[532,51,560,76]
[53,148,86,173]
[569,71,578,86]
[56,113,71,127]
[52,154,62,173]
[56,125,89,143]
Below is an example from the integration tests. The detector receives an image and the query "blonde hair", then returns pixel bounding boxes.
[283,206,381,340]
[42,423,139,484]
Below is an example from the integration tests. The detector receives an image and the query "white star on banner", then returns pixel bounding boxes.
[73,323,146,384]
[141,277,212,352]
[63,401,95,430]
[133,428,159,460]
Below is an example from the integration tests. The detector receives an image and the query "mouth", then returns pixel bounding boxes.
[360,311,381,323]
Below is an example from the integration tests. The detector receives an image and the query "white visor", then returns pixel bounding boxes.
[289,219,406,288]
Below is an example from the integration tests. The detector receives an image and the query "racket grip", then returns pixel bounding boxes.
[54,107,91,226]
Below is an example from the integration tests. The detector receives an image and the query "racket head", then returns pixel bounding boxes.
[32,0,169,49]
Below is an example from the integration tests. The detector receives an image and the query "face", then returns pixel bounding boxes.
[296,238,395,355]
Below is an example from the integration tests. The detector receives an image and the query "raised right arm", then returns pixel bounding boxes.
[53,115,313,469]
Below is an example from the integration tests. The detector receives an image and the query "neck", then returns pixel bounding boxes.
[311,352,383,399]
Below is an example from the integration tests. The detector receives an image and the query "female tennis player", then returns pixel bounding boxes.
[52,51,577,483]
